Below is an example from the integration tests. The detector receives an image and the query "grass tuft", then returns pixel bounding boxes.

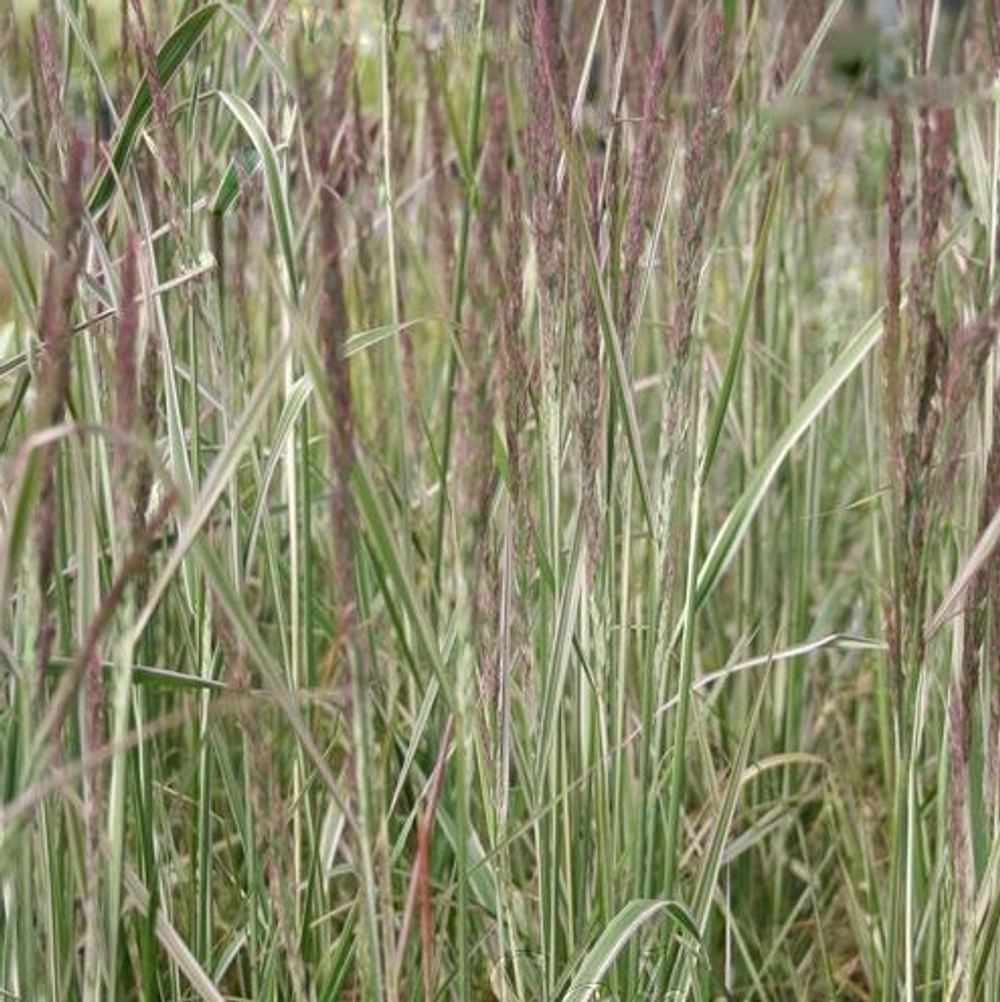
[2,2,999,999]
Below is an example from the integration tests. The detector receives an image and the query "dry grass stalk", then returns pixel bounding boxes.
[578,161,603,581]
[314,59,359,668]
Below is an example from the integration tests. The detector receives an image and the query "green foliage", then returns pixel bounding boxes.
[0,1,997,1000]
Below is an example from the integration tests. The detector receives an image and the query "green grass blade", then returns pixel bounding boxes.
[46,657,226,692]
[122,865,225,1002]
[701,162,784,483]
[561,898,700,1002]
[691,302,888,621]
[926,500,1000,639]
[534,517,585,781]
[216,90,298,304]
[87,3,221,215]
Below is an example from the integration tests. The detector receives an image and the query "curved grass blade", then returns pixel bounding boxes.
[344,317,430,358]
[561,898,701,1002]
[683,302,889,639]
[701,161,785,483]
[217,91,298,304]
[122,865,225,1002]
[242,373,311,575]
[926,500,1000,639]
[651,633,885,722]
[683,211,964,639]
[87,3,222,215]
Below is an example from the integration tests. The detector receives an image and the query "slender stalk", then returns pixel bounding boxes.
[662,364,707,899]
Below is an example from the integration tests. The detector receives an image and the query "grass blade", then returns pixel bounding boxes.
[87,3,221,215]
[561,898,700,1002]
[217,90,298,304]
[691,303,888,622]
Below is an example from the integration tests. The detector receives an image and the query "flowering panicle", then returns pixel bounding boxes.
[772,0,825,93]
[621,40,667,349]
[499,173,527,511]
[32,134,87,686]
[459,90,509,708]
[305,47,360,678]
[523,0,567,299]
[887,105,955,687]
[878,24,1000,974]
[424,48,456,296]
[651,11,731,629]
[672,12,729,367]
[32,14,62,144]
[114,235,140,524]
[128,0,181,184]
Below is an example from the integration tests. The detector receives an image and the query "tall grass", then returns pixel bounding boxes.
[1,0,999,998]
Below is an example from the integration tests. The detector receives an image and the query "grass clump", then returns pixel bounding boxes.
[1,0,1000,999]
